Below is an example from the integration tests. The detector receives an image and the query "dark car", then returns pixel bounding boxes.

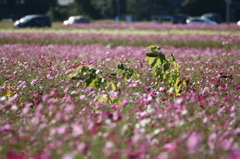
[201,13,222,24]
[172,14,190,24]
[14,15,51,28]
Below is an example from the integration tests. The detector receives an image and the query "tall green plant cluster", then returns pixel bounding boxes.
[69,45,187,99]
[145,45,185,96]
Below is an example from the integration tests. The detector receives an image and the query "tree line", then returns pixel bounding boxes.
[21,0,240,21]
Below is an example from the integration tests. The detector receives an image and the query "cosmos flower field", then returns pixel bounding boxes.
[0,23,240,159]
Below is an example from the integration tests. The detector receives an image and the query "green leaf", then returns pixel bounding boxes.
[118,63,125,70]
[148,45,161,51]
[151,58,160,68]
[145,56,155,66]
[68,66,89,80]
[110,82,117,90]
[170,53,176,62]
[162,61,170,72]
[158,52,168,64]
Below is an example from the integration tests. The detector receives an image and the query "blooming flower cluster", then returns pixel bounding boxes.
[62,23,240,31]
[0,32,240,48]
[0,24,240,159]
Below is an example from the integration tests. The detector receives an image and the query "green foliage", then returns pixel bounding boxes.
[126,0,170,20]
[146,45,171,79]
[23,0,57,14]
[182,0,225,17]
[47,7,70,21]
[68,62,136,104]
[69,61,136,86]
[68,65,107,88]
[70,0,102,19]
[145,45,185,97]
[117,62,134,80]
[68,45,189,98]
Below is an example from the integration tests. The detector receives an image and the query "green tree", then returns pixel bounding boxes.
[23,0,57,14]
[93,0,114,19]
[126,0,170,20]
[70,0,101,19]
[182,0,225,17]
[47,6,71,21]
[93,0,127,19]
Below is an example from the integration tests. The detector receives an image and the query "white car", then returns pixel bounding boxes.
[237,20,240,26]
[63,15,90,25]
[186,17,217,25]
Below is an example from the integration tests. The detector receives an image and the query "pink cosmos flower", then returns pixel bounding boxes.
[234,86,240,91]
[33,99,40,105]
[167,92,173,96]
[57,124,68,135]
[142,85,151,91]
[1,124,12,132]
[6,148,27,159]
[76,143,89,154]
[208,132,218,152]
[186,131,202,154]
[159,87,167,92]
[162,142,177,152]
[156,152,169,159]
[220,138,234,151]
[226,148,240,159]
[150,92,157,98]
[121,99,128,106]
[62,153,75,159]
[103,141,115,155]
[71,124,83,137]
[145,99,152,105]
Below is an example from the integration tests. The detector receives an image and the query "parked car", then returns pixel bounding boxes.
[63,15,90,25]
[186,17,218,25]
[152,14,190,24]
[172,13,190,24]
[237,20,240,26]
[201,13,222,24]
[14,15,51,28]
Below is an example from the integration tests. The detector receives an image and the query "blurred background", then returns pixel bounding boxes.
[0,0,240,24]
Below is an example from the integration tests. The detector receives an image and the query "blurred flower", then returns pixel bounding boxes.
[156,152,168,159]
[1,124,12,132]
[221,138,234,151]
[159,87,167,92]
[186,131,202,154]
[0,96,7,101]
[33,99,40,105]
[62,153,75,159]
[71,123,84,137]
[142,85,151,91]
[121,99,128,106]
[226,148,240,159]
[77,142,89,153]
[168,87,174,93]
[150,91,157,98]
[57,124,68,135]
[6,148,27,159]
[235,86,240,91]
[163,142,177,152]
[109,90,118,99]
[208,132,218,152]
